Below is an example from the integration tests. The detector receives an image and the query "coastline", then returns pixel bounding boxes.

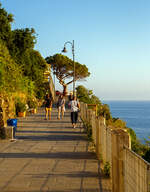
[102,100,150,143]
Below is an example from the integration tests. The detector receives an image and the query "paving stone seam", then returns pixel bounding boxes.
[79,159,87,191]
[40,159,60,191]
[0,159,32,191]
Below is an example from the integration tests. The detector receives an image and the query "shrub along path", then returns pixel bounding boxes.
[0,108,111,192]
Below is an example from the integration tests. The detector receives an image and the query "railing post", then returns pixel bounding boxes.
[87,109,92,124]
[80,102,83,120]
[84,103,87,121]
[98,116,106,162]
[91,111,96,145]
[101,116,107,163]
[96,117,101,159]
[111,129,130,192]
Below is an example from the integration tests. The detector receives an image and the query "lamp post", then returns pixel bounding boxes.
[62,40,75,96]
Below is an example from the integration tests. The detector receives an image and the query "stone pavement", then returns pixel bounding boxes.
[0,108,111,192]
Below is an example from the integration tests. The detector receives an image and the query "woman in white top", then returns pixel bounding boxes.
[69,96,80,128]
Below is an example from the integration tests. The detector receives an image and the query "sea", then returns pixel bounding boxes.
[103,100,150,143]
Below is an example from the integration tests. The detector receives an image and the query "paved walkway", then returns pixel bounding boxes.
[0,108,111,192]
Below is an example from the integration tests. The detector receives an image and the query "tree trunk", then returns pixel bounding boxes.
[63,84,68,96]
[59,78,73,96]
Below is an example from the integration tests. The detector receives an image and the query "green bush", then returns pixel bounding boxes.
[0,127,6,139]
[15,100,26,113]
[0,113,5,139]
[27,99,37,109]
[127,128,150,162]
[84,122,92,141]
[143,149,150,163]
[103,161,110,177]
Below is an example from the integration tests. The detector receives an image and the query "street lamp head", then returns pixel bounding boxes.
[62,46,67,53]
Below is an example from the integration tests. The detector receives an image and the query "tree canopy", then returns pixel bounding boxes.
[0,39,22,93]
[0,3,50,99]
[76,85,112,120]
[46,54,90,92]
[0,3,13,45]
[8,28,36,59]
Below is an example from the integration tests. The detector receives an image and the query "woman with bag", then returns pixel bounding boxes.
[69,96,80,128]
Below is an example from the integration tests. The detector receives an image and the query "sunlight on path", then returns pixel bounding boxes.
[0,108,111,192]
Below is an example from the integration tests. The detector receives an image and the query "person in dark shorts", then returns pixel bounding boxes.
[44,94,53,120]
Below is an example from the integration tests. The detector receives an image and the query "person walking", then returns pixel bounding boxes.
[69,96,80,128]
[68,92,73,102]
[57,94,65,119]
[44,93,53,120]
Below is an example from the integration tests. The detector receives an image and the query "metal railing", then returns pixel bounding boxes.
[80,101,150,192]
[124,146,150,192]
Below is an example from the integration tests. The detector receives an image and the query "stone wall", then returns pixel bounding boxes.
[0,94,15,139]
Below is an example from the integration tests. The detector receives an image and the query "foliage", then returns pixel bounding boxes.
[127,128,150,162]
[0,113,5,139]
[103,161,110,177]
[76,85,150,163]
[81,119,93,141]
[15,99,27,113]
[142,137,150,163]
[107,117,126,128]
[27,97,38,109]
[0,3,13,46]
[8,28,36,58]
[143,148,150,163]
[0,39,22,93]
[87,124,93,142]
[76,85,92,104]
[8,28,46,87]
[99,104,112,120]
[46,54,90,91]
[144,136,150,147]
[0,127,6,139]
[76,85,101,104]
[19,49,47,98]
[76,85,112,120]
[0,2,49,100]
[26,50,47,80]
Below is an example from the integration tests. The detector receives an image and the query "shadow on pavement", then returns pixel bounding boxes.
[0,151,97,160]
[16,130,85,134]
[15,134,87,141]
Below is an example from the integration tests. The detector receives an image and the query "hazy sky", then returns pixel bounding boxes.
[1,0,150,100]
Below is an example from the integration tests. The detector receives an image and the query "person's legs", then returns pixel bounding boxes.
[74,112,78,126]
[45,108,48,119]
[61,106,64,119]
[48,108,52,120]
[71,112,74,127]
[58,106,61,119]
[71,112,76,128]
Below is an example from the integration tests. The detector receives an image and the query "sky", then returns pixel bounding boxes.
[1,0,150,100]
